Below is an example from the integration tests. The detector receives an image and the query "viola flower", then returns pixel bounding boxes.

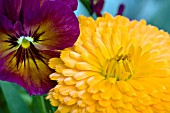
[116,4,125,15]
[0,0,79,95]
[90,0,104,17]
[47,13,170,112]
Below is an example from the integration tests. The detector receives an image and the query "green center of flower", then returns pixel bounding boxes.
[103,48,134,81]
[17,36,34,48]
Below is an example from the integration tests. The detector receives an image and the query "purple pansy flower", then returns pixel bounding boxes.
[0,0,79,95]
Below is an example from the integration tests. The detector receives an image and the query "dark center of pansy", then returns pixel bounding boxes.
[17,36,34,48]
[103,47,134,81]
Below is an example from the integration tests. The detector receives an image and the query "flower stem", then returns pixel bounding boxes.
[38,96,47,113]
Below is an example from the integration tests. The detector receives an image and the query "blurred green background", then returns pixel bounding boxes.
[1,0,170,113]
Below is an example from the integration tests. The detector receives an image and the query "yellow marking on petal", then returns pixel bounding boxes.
[21,38,31,48]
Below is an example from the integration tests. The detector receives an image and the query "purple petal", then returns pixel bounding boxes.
[28,0,80,50]
[0,15,13,33]
[0,0,22,23]
[59,0,78,11]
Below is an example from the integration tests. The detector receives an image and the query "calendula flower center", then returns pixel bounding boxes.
[17,36,34,48]
[103,47,134,81]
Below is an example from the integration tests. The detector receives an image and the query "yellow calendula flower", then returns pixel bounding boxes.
[47,13,170,113]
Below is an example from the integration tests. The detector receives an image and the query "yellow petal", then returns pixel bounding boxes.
[86,104,96,113]
[63,97,78,105]
[74,71,99,80]
[99,100,111,107]
[49,58,63,69]
[87,75,105,87]
[75,62,100,71]
[76,80,88,90]
[64,77,77,85]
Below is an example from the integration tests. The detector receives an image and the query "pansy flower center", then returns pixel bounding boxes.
[103,47,134,81]
[17,36,34,48]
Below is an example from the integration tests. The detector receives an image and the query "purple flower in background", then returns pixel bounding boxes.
[116,4,125,15]
[0,0,79,95]
[90,0,104,16]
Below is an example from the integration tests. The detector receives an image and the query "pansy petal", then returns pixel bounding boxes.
[0,15,13,32]
[59,0,78,11]
[0,45,57,95]
[0,0,22,23]
[29,0,79,50]
[0,0,79,95]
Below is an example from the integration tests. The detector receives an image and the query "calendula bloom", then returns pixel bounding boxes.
[0,0,79,95]
[47,13,170,113]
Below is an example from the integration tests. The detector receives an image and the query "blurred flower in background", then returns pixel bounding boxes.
[47,13,170,113]
[79,0,125,17]
[0,0,79,95]
[90,0,105,17]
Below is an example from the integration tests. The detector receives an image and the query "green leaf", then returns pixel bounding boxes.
[0,81,31,113]
[0,87,10,113]
[80,0,93,15]
[32,96,47,113]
